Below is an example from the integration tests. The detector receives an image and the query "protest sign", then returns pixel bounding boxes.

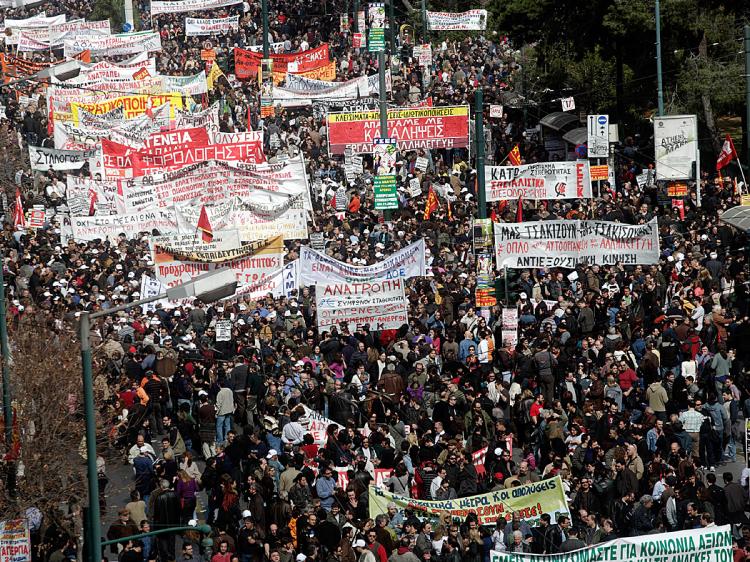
[153,235,284,288]
[494,219,660,269]
[370,475,569,526]
[654,115,698,180]
[68,93,183,123]
[70,209,178,242]
[215,320,232,341]
[0,519,31,562]
[64,31,162,58]
[373,175,398,210]
[150,0,242,14]
[590,164,609,181]
[49,20,110,46]
[485,161,593,201]
[313,99,379,121]
[150,230,245,263]
[316,279,408,332]
[161,71,208,95]
[310,232,326,252]
[327,106,469,154]
[71,57,156,83]
[185,16,239,36]
[226,259,298,302]
[233,207,309,241]
[501,308,519,347]
[489,104,503,118]
[300,239,426,285]
[174,103,220,133]
[426,9,487,31]
[300,405,342,445]
[29,146,97,172]
[490,526,731,562]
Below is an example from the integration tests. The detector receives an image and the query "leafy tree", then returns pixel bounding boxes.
[91,0,122,33]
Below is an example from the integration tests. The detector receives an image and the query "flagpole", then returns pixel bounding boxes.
[738,164,748,195]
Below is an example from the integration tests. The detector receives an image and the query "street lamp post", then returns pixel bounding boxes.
[81,268,238,562]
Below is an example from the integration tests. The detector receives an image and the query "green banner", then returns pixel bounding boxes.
[373,175,398,210]
[368,28,385,52]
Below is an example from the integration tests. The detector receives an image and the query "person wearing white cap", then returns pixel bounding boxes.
[354,539,375,562]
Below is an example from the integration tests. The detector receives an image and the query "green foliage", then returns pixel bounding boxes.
[90,0,121,33]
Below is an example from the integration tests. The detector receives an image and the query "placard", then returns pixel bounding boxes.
[485,161,592,201]
[215,320,232,341]
[316,279,408,332]
[489,105,503,118]
[373,175,398,210]
[425,9,487,31]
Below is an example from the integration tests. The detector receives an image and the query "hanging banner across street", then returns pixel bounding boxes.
[150,0,243,14]
[327,106,470,154]
[494,218,660,269]
[490,526,731,562]
[426,9,487,31]
[63,31,162,58]
[369,475,569,526]
[485,161,593,201]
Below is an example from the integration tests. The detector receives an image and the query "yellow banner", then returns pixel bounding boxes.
[70,93,184,123]
[329,105,468,123]
[368,475,570,526]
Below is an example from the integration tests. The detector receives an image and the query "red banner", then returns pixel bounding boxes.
[102,134,265,178]
[234,44,330,80]
[326,105,470,154]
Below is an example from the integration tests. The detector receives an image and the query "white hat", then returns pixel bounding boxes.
[188,520,197,527]
[266,449,278,458]
[139,445,149,453]
[174,311,181,317]
[198,390,208,397]
[296,555,307,562]
[242,510,252,518]
[494,447,503,456]
[354,540,366,548]
[519,292,528,299]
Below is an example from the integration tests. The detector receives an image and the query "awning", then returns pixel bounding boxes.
[562,127,587,146]
[539,111,579,132]
[719,205,750,231]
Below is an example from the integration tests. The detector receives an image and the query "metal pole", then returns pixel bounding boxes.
[387,0,396,59]
[520,45,527,129]
[353,0,359,32]
[261,0,269,58]
[655,0,664,116]
[745,25,750,171]
[475,88,486,219]
[421,0,427,42]
[378,51,392,222]
[0,264,12,450]
[80,312,101,562]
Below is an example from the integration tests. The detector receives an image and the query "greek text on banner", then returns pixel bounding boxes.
[369,475,570,527]
[490,526,731,562]
[494,219,660,269]
[486,161,593,201]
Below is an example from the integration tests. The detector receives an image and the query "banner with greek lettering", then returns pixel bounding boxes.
[316,279,408,332]
[150,0,242,15]
[28,146,97,171]
[70,209,178,242]
[174,103,220,133]
[49,20,111,46]
[226,259,298,302]
[486,161,593,201]
[73,57,156,82]
[300,239,426,285]
[369,476,569,527]
[0,519,31,562]
[185,16,239,36]
[270,78,371,107]
[426,9,487,31]
[68,93,183,124]
[161,71,208,95]
[494,219,660,269]
[490,526,731,562]
[151,233,285,263]
[152,235,284,288]
[64,31,161,58]
[299,405,342,445]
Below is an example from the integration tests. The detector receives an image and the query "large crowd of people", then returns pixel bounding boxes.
[2,1,750,562]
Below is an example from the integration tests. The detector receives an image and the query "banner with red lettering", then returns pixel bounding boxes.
[326,105,469,154]
[485,161,593,201]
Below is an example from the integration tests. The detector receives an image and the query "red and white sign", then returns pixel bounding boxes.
[485,161,593,201]
[327,105,469,155]
[185,16,239,36]
[234,44,330,80]
[315,279,408,331]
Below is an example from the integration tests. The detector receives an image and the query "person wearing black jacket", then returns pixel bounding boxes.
[544,515,571,554]
[152,479,181,561]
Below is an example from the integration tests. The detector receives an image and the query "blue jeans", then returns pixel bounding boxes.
[216,415,231,444]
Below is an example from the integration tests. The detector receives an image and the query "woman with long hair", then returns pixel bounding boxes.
[175,469,199,524]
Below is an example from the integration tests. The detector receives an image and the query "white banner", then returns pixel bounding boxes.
[494,219,660,269]
[300,239,426,285]
[17,30,50,51]
[285,72,385,95]
[161,71,208,95]
[152,236,284,288]
[485,161,592,201]
[70,209,178,242]
[49,20,110,46]
[233,207,309,241]
[28,146,97,171]
[173,103,220,133]
[654,114,697,180]
[271,77,371,107]
[64,31,161,58]
[491,527,731,562]
[316,279,408,332]
[426,9,487,31]
[150,0,243,14]
[185,16,239,36]
[73,57,156,82]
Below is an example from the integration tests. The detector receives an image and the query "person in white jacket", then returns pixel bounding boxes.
[282,410,306,445]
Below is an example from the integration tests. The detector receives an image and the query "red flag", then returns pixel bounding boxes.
[329,193,337,209]
[515,195,523,223]
[424,186,439,220]
[716,134,737,170]
[13,188,25,228]
[508,144,522,166]
[197,205,213,243]
[88,188,98,216]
